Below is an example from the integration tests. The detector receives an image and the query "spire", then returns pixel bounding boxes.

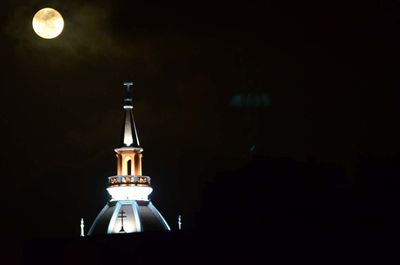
[120,82,140,147]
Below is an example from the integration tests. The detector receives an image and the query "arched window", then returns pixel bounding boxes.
[127,159,132,175]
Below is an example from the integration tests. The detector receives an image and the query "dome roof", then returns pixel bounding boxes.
[88,200,170,235]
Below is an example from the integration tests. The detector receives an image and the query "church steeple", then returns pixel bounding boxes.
[88,82,170,235]
[114,82,144,180]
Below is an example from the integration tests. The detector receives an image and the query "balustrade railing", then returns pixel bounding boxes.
[108,175,151,186]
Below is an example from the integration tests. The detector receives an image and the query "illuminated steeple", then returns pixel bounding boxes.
[88,82,170,235]
[113,82,145,185]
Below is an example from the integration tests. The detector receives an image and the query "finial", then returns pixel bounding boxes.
[123,81,133,94]
[123,81,134,109]
[178,215,182,230]
[80,218,85,237]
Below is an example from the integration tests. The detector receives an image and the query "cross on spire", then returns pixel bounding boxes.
[123,82,134,109]
[123,81,133,95]
[118,209,127,233]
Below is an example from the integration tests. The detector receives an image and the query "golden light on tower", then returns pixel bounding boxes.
[32,8,64,39]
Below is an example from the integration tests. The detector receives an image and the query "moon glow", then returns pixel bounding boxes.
[32,8,64,39]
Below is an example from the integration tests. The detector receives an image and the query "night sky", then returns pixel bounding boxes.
[1,0,400,242]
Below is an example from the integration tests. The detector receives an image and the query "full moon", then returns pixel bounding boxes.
[32,8,64,39]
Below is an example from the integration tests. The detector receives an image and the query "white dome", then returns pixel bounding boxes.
[88,200,170,235]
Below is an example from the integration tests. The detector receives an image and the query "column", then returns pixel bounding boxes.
[137,153,143,176]
[117,153,122,176]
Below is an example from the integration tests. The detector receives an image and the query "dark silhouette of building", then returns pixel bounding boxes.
[23,154,400,264]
